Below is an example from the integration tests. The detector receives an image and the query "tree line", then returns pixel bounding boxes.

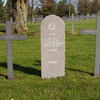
[34,0,100,18]
[34,0,75,18]
[0,0,100,21]
[0,0,100,33]
[78,0,100,16]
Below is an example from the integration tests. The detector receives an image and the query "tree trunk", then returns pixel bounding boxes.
[11,0,28,33]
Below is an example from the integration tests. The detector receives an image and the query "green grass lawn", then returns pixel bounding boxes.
[0,19,100,100]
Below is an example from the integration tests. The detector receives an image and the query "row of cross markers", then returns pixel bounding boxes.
[0,14,100,80]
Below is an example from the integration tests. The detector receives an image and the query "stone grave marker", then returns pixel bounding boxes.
[80,14,100,76]
[0,21,27,80]
[71,14,74,34]
[80,16,97,34]
[41,15,65,78]
[95,14,100,76]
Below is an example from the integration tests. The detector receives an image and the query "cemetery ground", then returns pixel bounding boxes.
[0,19,100,100]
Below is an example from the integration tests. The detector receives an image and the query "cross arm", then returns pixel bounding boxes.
[0,34,27,40]
[12,35,27,40]
[0,35,7,40]
[80,29,97,34]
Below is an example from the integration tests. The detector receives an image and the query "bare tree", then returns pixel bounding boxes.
[10,0,29,33]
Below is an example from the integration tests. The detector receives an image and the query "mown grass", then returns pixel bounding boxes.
[0,19,100,100]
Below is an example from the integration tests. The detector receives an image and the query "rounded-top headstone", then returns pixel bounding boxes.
[41,15,65,78]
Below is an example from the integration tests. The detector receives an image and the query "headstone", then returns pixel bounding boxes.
[0,21,27,80]
[80,29,97,34]
[94,14,100,76]
[41,15,65,78]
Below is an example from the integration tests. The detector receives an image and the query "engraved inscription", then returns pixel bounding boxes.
[48,61,57,64]
[48,22,56,31]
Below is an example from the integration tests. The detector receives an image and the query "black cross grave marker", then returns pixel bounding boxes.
[0,21,27,80]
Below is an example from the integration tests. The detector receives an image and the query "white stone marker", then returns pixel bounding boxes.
[41,15,65,78]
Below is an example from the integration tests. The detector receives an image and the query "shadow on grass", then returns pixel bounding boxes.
[33,60,41,66]
[0,62,41,78]
[67,68,94,76]
[0,26,5,33]
[0,30,5,33]
[0,74,7,79]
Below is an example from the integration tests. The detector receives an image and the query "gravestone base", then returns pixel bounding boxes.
[42,66,65,78]
[8,76,14,80]
[42,74,65,79]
